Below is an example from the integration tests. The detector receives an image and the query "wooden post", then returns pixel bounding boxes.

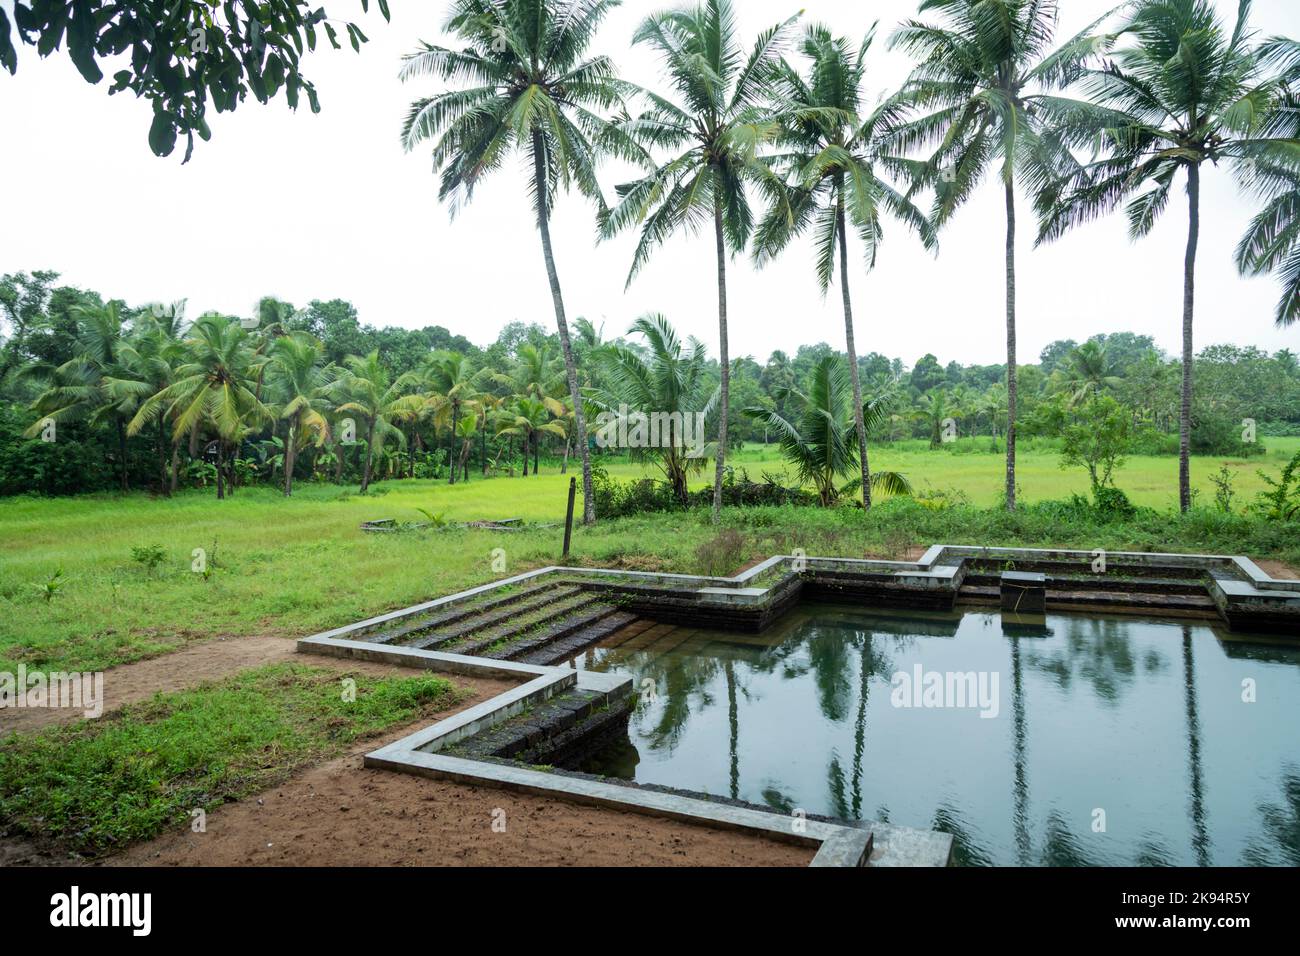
[562,476,577,560]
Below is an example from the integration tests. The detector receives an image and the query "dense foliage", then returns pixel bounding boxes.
[4,0,1300,525]
[0,0,388,161]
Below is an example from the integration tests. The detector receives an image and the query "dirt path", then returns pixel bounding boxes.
[3,639,811,867]
[0,635,300,735]
[110,700,813,868]
[1256,559,1299,580]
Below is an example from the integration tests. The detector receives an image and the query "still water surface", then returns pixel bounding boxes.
[572,606,1300,866]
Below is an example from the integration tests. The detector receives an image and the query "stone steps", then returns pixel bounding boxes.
[364,583,570,646]
[513,610,641,665]
[437,592,604,656]
[405,585,584,650]
[959,584,1217,611]
[481,601,622,661]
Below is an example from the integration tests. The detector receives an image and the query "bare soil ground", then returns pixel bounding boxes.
[110,716,814,868]
[1257,559,1300,580]
[0,635,300,735]
[2,637,812,867]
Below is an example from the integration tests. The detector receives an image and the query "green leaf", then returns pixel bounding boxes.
[148,110,178,157]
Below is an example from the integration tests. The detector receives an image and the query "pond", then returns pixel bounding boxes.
[570,605,1300,866]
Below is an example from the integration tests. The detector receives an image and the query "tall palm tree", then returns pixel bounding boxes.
[591,313,716,504]
[745,355,910,507]
[128,314,271,500]
[600,0,800,522]
[327,351,413,494]
[1037,0,1291,512]
[266,333,334,497]
[399,0,639,525]
[755,22,936,511]
[888,0,1112,511]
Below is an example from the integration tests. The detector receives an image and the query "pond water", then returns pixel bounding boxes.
[570,605,1300,866]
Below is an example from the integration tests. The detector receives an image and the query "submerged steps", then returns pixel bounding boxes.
[363,583,570,646]
[512,610,641,665]
[958,583,1218,613]
[404,585,585,650]
[452,592,609,656]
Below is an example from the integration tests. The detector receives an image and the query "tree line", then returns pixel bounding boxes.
[2,268,1297,501]
[4,0,1300,518]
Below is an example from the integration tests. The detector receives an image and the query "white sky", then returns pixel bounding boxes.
[2,0,1298,367]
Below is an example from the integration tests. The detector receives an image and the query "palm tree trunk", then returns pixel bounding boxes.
[837,195,871,510]
[449,404,460,486]
[360,419,375,494]
[216,440,225,500]
[1179,164,1200,513]
[284,421,297,497]
[532,129,595,524]
[117,418,129,493]
[156,410,168,495]
[533,433,539,475]
[712,194,730,523]
[1004,178,1018,512]
[169,440,180,495]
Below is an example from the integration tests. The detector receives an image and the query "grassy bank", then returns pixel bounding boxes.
[0,663,459,857]
[1,457,1298,673]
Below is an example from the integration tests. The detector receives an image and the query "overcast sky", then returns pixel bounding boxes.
[2,0,1299,368]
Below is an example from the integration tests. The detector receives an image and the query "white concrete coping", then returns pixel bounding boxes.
[297,635,950,867]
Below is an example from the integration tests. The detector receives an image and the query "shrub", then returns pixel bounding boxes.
[1251,451,1300,521]
[694,528,747,577]
[130,544,167,574]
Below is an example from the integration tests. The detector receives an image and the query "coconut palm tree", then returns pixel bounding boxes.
[265,333,334,496]
[917,388,957,449]
[888,0,1115,511]
[1234,45,1300,327]
[600,0,800,522]
[1036,0,1292,512]
[417,351,483,485]
[1054,340,1122,406]
[104,313,188,493]
[399,0,640,525]
[755,22,936,511]
[1238,161,1300,326]
[494,395,567,476]
[326,351,413,494]
[591,313,717,504]
[128,314,272,500]
[25,301,134,491]
[745,355,910,507]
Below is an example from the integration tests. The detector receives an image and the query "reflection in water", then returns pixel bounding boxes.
[574,606,1300,866]
[1182,626,1211,866]
[1009,633,1031,866]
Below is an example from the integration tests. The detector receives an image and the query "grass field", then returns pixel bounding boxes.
[1,440,1298,675]
[0,663,459,856]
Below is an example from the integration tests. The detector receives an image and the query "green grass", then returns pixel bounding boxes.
[0,663,459,857]
[1,440,1298,674]
[720,435,1300,508]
